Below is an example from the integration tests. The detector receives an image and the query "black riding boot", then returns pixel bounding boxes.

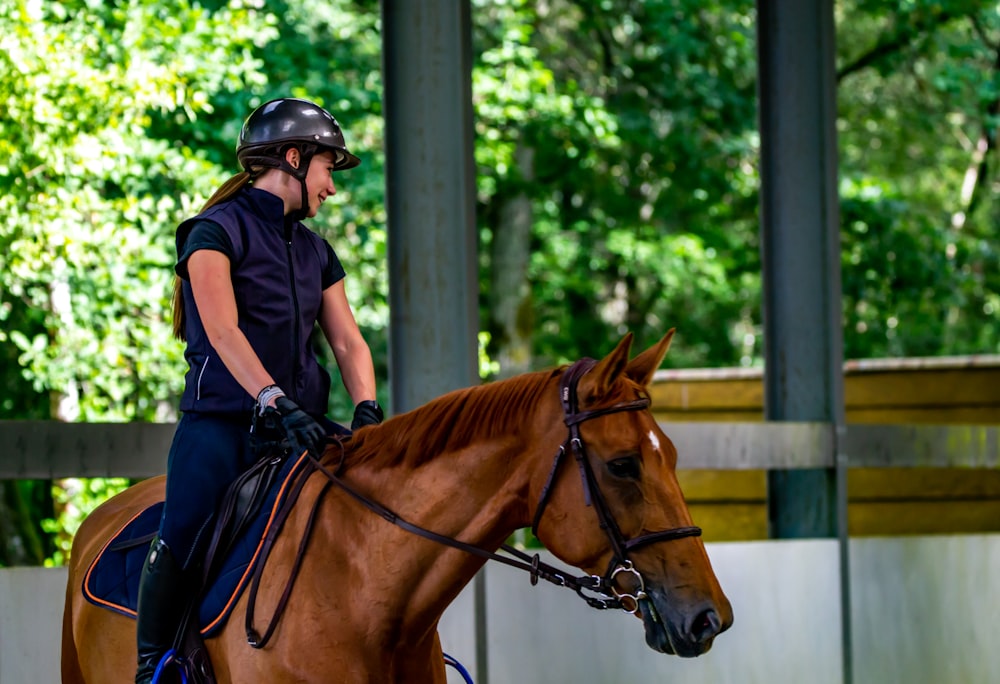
[135,537,188,684]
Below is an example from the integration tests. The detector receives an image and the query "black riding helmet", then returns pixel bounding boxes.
[237,98,360,218]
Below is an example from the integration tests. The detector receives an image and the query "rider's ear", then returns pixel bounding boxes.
[624,329,675,388]
[580,333,633,402]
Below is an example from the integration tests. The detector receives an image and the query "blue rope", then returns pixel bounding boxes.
[443,652,474,684]
[151,649,188,684]
[152,648,465,683]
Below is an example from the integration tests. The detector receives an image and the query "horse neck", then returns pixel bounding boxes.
[310,418,555,638]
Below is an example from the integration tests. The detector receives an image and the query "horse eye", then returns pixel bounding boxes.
[607,456,641,480]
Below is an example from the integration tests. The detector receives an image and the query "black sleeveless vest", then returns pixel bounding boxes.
[176,187,332,415]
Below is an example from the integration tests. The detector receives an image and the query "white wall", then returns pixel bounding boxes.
[451,540,845,684]
[849,535,1000,684]
[0,567,67,684]
[6,536,999,684]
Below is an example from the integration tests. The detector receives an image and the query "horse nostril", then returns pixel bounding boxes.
[689,608,722,642]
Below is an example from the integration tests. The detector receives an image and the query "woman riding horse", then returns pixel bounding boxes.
[62,331,732,682]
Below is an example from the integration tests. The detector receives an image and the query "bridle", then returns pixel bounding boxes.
[244,358,700,648]
[528,357,702,612]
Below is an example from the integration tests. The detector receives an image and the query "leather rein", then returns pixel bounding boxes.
[243,358,700,648]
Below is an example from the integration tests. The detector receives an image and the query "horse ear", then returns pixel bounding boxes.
[624,328,675,388]
[580,333,634,400]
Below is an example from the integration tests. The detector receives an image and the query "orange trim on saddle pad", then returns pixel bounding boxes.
[81,452,312,636]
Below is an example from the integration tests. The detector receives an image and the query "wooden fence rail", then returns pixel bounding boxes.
[2,354,998,540]
[1,420,997,479]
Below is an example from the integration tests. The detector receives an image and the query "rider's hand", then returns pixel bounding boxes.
[351,400,384,431]
[272,396,327,457]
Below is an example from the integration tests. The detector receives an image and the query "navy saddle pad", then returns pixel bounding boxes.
[83,452,308,637]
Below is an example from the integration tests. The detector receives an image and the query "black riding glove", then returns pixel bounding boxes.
[271,396,327,458]
[351,400,384,431]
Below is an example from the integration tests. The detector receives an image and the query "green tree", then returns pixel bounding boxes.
[471,0,1000,370]
[0,0,275,564]
[836,0,1000,358]
[473,0,761,371]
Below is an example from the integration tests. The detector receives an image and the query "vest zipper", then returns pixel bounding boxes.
[285,226,302,400]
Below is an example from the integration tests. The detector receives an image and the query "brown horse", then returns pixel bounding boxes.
[62,331,732,683]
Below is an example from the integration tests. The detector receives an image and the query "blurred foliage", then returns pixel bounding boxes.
[1,0,998,565]
[472,0,761,368]
[40,478,130,567]
[836,0,1000,359]
[0,0,274,565]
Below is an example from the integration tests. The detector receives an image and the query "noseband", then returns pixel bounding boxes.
[245,359,702,646]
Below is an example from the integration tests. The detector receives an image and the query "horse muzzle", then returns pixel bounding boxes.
[639,592,732,657]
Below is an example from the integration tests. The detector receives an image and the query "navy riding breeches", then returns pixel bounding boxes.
[159,412,259,570]
[158,411,350,570]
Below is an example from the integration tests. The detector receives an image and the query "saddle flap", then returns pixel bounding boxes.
[82,452,309,637]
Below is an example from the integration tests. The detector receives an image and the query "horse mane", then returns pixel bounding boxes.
[333,366,564,470]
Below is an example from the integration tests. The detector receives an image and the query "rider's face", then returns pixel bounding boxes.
[303,151,338,218]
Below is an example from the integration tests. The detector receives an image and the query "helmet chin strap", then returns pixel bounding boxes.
[287,176,310,222]
[276,144,316,222]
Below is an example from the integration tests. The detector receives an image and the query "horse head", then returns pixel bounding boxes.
[529,330,733,657]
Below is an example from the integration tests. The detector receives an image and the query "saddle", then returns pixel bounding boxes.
[85,443,306,684]
[174,445,291,683]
